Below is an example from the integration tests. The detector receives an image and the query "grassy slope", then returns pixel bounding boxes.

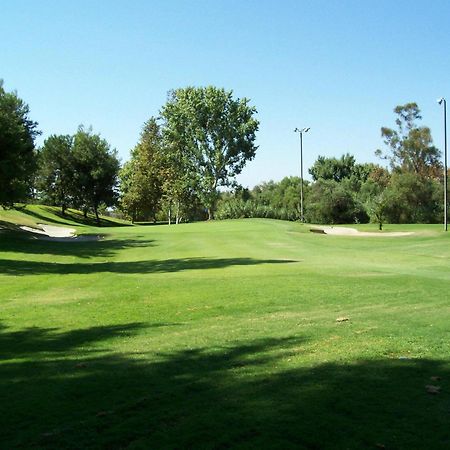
[1,214,450,449]
[0,204,129,234]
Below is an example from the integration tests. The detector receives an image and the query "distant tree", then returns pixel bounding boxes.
[382,172,441,223]
[72,127,120,222]
[37,134,74,215]
[366,192,388,231]
[306,179,368,224]
[309,153,356,182]
[0,81,40,206]
[161,86,259,219]
[375,102,441,178]
[119,118,164,222]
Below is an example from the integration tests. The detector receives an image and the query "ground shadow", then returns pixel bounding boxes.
[0,323,448,449]
[0,230,156,258]
[14,206,132,228]
[0,257,297,276]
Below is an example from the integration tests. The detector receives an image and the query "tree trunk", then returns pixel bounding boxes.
[94,206,99,224]
[61,204,66,216]
[83,208,88,218]
[168,207,171,225]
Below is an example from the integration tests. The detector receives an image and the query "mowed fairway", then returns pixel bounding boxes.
[1,218,450,449]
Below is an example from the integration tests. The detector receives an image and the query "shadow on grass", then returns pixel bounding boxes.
[0,323,449,449]
[0,257,297,276]
[0,229,156,258]
[14,205,132,228]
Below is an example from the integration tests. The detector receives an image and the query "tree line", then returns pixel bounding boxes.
[1,79,447,226]
[217,103,448,228]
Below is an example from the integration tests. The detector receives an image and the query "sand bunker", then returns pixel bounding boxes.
[21,224,76,238]
[314,226,414,237]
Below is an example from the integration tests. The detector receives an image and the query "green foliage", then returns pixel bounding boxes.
[119,118,164,222]
[161,86,259,219]
[36,134,74,214]
[376,102,441,178]
[0,80,39,206]
[306,179,368,224]
[309,153,356,182]
[71,126,120,221]
[382,172,441,223]
[216,177,306,221]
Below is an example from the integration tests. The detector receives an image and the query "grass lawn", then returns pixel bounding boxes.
[1,207,450,449]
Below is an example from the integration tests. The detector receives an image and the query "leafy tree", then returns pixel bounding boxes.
[71,126,120,222]
[36,134,74,215]
[119,118,164,222]
[309,153,356,182]
[366,192,388,231]
[0,81,39,206]
[375,103,441,178]
[161,86,259,219]
[306,179,368,224]
[382,172,441,223]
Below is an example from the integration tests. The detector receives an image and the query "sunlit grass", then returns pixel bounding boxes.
[1,209,450,449]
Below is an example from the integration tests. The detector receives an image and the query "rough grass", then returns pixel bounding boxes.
[1,209,450,449]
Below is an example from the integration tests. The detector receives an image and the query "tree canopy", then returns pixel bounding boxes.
[161,86,259,219]
[71,127,120,222]
[375,102,441,178]
[0,81,39,206]
[37,134,74,214]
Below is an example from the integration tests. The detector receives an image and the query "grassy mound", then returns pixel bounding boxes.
[1,219,449,448]
[0,204,130,236]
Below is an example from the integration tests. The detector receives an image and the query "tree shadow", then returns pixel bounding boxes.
[0,257,297,276]
[0,231,157,258]
[1,323,448,449]
[15,206,132,228]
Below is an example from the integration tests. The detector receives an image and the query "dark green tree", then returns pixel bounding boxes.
[161,86,259,219]
[119,118,165,222]
[0,81,40,206]
[306,179,368,224]
[72,126,120,222]
[37,134,74,215]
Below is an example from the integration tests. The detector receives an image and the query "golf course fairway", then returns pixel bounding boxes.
[1,216,449,449]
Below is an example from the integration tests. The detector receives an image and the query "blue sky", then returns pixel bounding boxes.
[2,0,449,187]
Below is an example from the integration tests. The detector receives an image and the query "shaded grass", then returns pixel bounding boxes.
[0,204,130,232]
[1,218,450,449]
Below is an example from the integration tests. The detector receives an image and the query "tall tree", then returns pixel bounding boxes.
[119,118,165,222]
[375,102,441,178]
[72,126,120,222]
[37,134,74,215]
[0,80,40,206]
[161,86,259,219]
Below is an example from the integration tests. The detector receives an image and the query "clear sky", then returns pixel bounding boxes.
[2,0,449,187]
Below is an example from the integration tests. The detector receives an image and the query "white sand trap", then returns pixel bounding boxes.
[20,224,76,238]
[317,226,414,237]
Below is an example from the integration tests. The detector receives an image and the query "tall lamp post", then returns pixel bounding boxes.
[294,127,310,222]
[438,98,447,232]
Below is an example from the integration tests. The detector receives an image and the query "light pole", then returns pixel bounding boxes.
[294,127,310,222]
[438,98,447,231]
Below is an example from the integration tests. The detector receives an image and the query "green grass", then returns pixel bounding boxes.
[1,209,450,449]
